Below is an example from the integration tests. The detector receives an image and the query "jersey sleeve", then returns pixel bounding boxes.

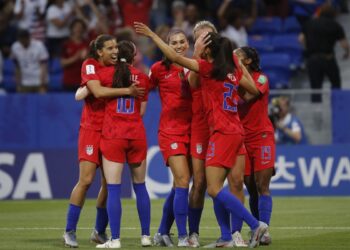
[148,63,159,90]
[140,73,150,102]
[81,59,100,86]
[255,73,269,95]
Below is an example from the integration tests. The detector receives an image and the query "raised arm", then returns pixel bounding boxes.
[134,22,200,73]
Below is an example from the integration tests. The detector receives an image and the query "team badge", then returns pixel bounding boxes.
[170,143,178,150]
[196,143,203,154]
[257,75,267,84]
[86,145,94,155]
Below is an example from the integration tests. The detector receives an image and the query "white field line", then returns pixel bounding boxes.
[0,226,349,231]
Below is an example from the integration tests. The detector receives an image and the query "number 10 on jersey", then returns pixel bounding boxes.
[116,97,135,114]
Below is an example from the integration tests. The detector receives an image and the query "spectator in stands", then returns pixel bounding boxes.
[61,19,88,92]
[218,0,257,47]
[11,29,49,93]
[75,0,109,40]
[46,0,74,57]
[14,0,47,41]
[118,0,153,27]
[300,4,350,102]
[272,96,308,144]
[0,1,17,57]
[291,0,327,31]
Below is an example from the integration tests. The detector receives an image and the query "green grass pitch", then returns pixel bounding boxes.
[1,197,350,249]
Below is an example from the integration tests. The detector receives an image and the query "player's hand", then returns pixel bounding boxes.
[134,22,154,38]
[194,32,211,58]
[128,83,145,97]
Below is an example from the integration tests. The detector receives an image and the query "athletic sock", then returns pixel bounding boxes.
[65,204,82,232]
[107,184,121,239]
[158,189,175,235]
[249,195,260,220]
[188,207,203,235]
[213,198,232,241]
[173,187,189,237]
[231,214,243,234]
[133,182,151,235]
[95,207,108,234]
[259,195,272,225]
[216,189,259,230]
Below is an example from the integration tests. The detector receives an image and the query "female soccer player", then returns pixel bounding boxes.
[135,22,268,248]
[95,40,151,249]
[63,35,144,248]
[234,46,275,245]
[149,29,194,247]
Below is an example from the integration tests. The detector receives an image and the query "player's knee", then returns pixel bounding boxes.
[192,178,206,194]
[256,181,270,195]
[79,175,94,188]
[206,185,220,198]
[174,174,190,188]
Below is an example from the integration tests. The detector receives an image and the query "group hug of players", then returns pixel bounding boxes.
[62,20,275,249]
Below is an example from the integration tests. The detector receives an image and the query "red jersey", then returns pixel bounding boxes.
[99,65,149,140]
[150,61,192,135]
[238,72,274,141]
[197,59,243,135]
[191,86,208,131]
[62,39,88,87]
[118,0,152,27]
[79,58,106,131]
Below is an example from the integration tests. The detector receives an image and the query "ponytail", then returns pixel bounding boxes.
[112,40,136,88]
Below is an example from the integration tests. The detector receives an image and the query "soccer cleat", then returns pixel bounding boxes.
[260,230,272,245]
[189,232,200,247]
[177,236,191,247]
[153,233,164,246]
[63,230,78,248]
[96,238,121,249]
[248,221,268,248]
[153,233,174,247]
[141,235,152,247]
[203,238,234,248]
[162,234,175,247]
[90,229,108,244]
[232,231,248,247]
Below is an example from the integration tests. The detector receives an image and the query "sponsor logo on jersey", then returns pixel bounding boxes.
[227,73,236,82]
[196,143,203,154]
[86,145,94,155]
[86,65,95,75]
[165,73,173,79]
[170,143,178,150]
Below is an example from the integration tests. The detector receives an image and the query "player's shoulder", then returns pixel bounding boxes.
[150,61,164,71]
[254,71,269,85]
[83,58,100,67]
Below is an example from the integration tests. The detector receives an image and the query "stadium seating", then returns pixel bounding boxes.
[2,59,16,92]
[283,16,302,33]
[248,17,282,35]
[48,58,63,91]
[248,35,273,53]
[271,34,303,69]
[260,53,292,88]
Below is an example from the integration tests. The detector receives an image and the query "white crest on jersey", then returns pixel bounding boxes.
[86,145,94,155]
[86,65,95,75]
[183,68,189,75]
[170,143,178,150]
